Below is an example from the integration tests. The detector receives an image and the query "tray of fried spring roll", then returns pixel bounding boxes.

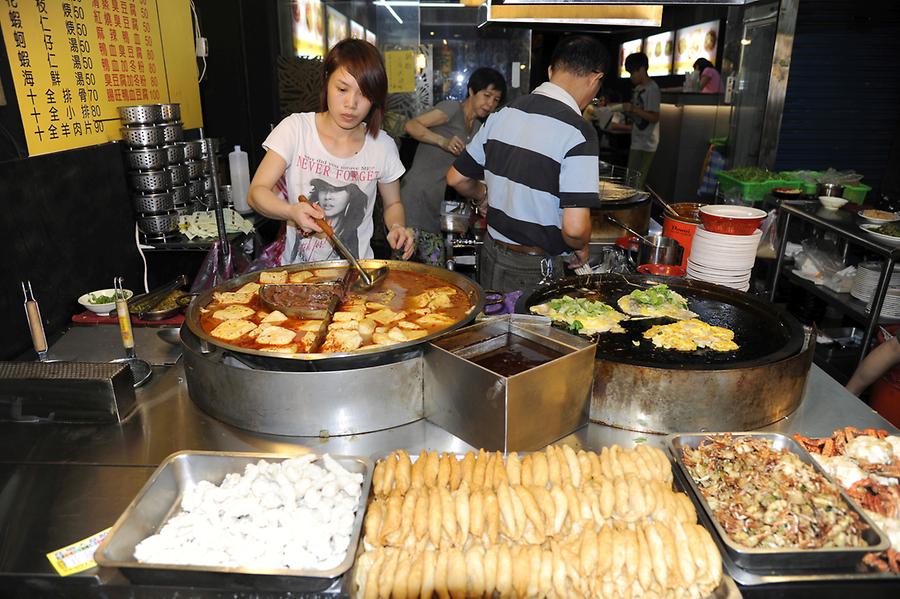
[667,433,889,573]
[349,444,741,598]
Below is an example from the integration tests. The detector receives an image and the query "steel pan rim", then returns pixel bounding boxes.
[184,259,485,366]
[516,273,805,371]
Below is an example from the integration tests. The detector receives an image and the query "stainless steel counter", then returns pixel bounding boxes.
[1,325,898,597]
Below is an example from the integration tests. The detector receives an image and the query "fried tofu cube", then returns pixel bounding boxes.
[397,320,423,330]
[372,332,395,346]
[296,332,319,352]
[403,329,429,340]
[329,319,360,331]
[297,320,323,332]
[213,305,256,321]
[259,270,288,284]
[212,291,254,305]
[427,293,453,309]
[366,302,389,311]
[256,326,297,346]
[210,319,256,341]
[369,308,405,325]
[288,270,314,283]
[261,310,288,324]
[375,326,388,334]
[387,327,407,342]
[322,329,363,353]
[333,310,363,322]
[260,344,298,354]
[417,313,456,327]
[313,269,343,279]
[237,282,261,295]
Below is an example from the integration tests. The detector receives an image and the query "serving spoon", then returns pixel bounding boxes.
[298,195,388,290]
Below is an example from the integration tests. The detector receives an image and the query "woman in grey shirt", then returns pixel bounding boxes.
[401,67,506,265]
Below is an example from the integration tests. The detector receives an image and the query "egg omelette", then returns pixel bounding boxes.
[617,284,698,320]
[530,295,629,335]
[643,319,739,352]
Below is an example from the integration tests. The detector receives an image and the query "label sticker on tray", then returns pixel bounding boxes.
[46,528,111,576]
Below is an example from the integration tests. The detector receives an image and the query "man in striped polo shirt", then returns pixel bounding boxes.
[447,35,608,293]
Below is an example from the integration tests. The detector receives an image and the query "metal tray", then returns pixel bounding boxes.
[667,433,889,571]
[95,450,372,591]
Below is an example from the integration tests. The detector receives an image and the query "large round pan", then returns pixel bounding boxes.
[517,273,804,370]
[184,260,484,371]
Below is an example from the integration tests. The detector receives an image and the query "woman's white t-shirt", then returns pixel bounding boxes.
[262,112,405,265]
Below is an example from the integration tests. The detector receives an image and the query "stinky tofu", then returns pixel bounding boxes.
[333,310,363,322]
[210,319,256,341]
[261,310,288,324]
[313,269,344,279]
[387,327,407,342]
[322,329,363,353]
[403,329,429,340]
[372,332,395,346]
[256,326,297,346]
[259,270,288,284]
[237,282,261,295]
[397,320,423,330]
[213,305,256,321]
[296,320,323,332]
[416,313,456,327]
[369,308,406,325]
[288,270,314,283]
[296,331,319,352]
[260,344,298,354]
[329,319,360,331]
[212,291,254,305]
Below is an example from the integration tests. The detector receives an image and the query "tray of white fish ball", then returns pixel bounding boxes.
[95,450,371,591]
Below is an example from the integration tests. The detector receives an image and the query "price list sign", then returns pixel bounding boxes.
[1,0,200,156]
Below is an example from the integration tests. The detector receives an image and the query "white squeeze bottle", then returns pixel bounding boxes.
[228,145,251,213]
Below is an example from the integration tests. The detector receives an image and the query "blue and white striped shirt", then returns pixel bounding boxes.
[453,82,599,255]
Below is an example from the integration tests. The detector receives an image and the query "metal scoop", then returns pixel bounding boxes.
[605,214,654,245]
[298,195,388,290]
[112,276,152,387]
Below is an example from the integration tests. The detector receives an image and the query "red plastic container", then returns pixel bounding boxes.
[637,263,687,277]
[698,205,766,236]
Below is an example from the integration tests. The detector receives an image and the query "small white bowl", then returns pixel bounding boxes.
[78,288,133,314]
[819,196,848,210]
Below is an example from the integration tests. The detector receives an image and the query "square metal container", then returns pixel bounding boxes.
[667,432,889,571]
[95,450,372,591]
[424,315,596,452]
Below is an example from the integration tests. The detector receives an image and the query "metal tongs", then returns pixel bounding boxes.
[112,276,152,387]
[21,280,48,361]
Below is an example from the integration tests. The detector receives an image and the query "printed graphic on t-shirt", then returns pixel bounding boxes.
[632,88,650,131]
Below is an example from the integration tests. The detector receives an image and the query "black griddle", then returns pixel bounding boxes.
[517,274,805,370]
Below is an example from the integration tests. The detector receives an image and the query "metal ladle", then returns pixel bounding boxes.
[298,196,388,290]
[645,185,680,218]
[111,276,152,387]
[605,214,653,245]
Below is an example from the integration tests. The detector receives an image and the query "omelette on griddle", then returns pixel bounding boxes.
[643,319,739,352]
[530,295,629,334]
[617,284,697,320]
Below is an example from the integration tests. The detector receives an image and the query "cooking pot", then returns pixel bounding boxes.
[662,202,705,269]
[637,235,683,266]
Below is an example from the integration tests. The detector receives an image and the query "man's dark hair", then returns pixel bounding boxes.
[467,67,508,103]
[550,35,610,77]
[624,52,649,74]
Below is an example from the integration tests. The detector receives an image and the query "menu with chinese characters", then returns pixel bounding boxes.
[1,0,202,156]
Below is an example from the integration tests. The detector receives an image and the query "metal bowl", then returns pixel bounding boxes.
[121,125,165,148]
[179,140,202,161]
[816,182,845,198]
[157,103,181,122]
[163,143,185,164]
[118,104,163,125]
[124,147,168,171]
[160,122,183,143]
[184,160,205,180]
[170,184,189,205]
[166,164,187,186]
[137,212,178,235]
[129,169,172,192]
[133,191,174,215]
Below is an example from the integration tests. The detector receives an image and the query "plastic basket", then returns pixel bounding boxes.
[843,183,871,204]
[715,172,788,203]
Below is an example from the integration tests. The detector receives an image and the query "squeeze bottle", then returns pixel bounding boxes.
[228,145,251,213]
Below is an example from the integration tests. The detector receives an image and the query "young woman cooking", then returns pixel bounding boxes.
[248,39,415,264]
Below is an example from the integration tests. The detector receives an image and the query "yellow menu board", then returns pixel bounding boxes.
[384,50,415,94]
[1,0,202,156]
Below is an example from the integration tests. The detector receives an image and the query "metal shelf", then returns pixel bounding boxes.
[782,269,900,326]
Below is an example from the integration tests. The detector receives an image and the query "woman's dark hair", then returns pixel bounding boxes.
[467,67,507,103]
[624,52,649,73]
[309,179,368,257]
[320,39,387,138]
[693,58,715,73]
[550,35,610,78]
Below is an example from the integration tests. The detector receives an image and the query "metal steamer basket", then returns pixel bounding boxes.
[160,122,184,143]
[118,104,163,125]
[158,103,181,122]
[166,164,187,186]
[518,274,813,433]
[163,143,185,164]
[170,184,189,205]
[137,212,178,235]
[184,160,205,180]
[187,179,204,198]
[179,140,202,160]
[121,125,165,148]
[124,147,168,170]
[133,192,175,215]
[181,261,485,436]
[129,169,172,193]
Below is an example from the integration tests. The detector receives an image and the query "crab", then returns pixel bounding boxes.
[863,548,900,573]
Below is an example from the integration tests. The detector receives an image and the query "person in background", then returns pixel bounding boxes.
[248,39,414,265]
[621,52,660,191]
[846,333,900,427]
[401,67,507,266]
[693,58,724,94]
[447,35,608,293]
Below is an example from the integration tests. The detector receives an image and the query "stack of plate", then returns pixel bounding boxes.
[686,227,762,291]
[866,287,900,318]
[850,262,900,303]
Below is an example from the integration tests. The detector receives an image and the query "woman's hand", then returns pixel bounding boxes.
[387,225,415,260]
[443,135,466,156]
[288,200,326,233]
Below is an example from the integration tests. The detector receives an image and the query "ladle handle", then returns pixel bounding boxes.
[605,214,650,244]
[298,196,373,285]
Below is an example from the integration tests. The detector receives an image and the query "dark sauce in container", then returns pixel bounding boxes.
[469,333,565,377]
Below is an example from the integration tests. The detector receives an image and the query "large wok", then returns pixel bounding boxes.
[184,259,485,372]
[517,273,804,370]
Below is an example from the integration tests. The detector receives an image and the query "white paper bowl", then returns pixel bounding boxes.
[818,196,848,210]
[78,288,133,314]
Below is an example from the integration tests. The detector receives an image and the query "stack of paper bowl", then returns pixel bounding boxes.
[866,287,900,319]
[686,228,762,291]
[851,262,900,303]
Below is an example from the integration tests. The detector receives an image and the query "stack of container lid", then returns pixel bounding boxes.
[119,103,185,242]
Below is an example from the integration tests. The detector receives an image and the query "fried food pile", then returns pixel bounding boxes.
[354,445,723,598]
